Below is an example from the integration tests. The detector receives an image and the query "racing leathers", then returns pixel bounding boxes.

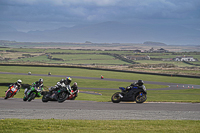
[24,81,44,98]
[48,79,72,99]
[71,83,78,96]
[121,82,140,97]
[9,82,21,94]
[49,79,67,93]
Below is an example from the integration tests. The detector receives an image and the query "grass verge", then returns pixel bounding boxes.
[0,119,200,133]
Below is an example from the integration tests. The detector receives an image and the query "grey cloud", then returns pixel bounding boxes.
[0,0,199,32]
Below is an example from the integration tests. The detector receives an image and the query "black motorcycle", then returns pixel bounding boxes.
[42,86,71,103]
[111,85,147,103]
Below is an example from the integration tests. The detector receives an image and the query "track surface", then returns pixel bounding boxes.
[1,72,200,120]
[1,98,200,120]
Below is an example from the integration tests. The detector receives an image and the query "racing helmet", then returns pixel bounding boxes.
[137,80,144,86]
[39,78,43,84]
[73,82,77,86]
[60,79,65,83]
[17,79,22,85]
[66,77,72,84]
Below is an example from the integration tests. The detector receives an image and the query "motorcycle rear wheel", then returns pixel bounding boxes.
[57,92,69,103]
[135,93,147,103]
[111,92,121,103]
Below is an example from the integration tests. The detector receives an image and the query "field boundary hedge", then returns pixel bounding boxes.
[0,63,199,79]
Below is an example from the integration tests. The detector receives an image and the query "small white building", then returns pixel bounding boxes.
[174,56,196,62]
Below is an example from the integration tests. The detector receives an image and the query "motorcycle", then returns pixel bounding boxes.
[42,85,75,103]
[23,85,42,102]
[111,85,147,103]
[67,90,79,100]
[4,85,19,99]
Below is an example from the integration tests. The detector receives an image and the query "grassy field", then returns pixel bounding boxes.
[1,48,200,69]
[0,119,200,133]
[7,52,131,65]
[0,65,200,84]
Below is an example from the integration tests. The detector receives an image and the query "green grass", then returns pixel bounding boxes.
[134,60,194,67]
[52,54,114,60]
[7,53,130,65]
[147,89,200,103]
[2,48,200,72]
[0,119,200,133]
[0,65,200,85]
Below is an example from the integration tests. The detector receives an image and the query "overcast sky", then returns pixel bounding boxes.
[0,0,200,32]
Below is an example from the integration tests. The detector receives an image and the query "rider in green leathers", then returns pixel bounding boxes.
[24,78,44,99]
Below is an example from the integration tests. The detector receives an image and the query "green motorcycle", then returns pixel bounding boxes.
[23,85,43,102]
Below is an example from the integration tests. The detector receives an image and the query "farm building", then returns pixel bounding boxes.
[174,56,196,61]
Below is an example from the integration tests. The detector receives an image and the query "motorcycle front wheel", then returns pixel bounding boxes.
[135,93,147,103]
[4,91,11,99]
[57,92,69,103]
[28,92,36,102]
[42,95,49,102]
[23,96,28,101]
[111,92,121,103]
[42,92,49,102]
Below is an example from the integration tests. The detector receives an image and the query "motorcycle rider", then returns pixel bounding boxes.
[71,82,78,97]
[126,80,144,91]
[24,78,44,98]
[8,79,22,94]
[65,77,72,92]
[47,79,65,97]
[48,77,73,99]
[120,80,144,97]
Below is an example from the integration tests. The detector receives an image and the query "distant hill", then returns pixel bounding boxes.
[0,21,200,45]
[143,41,167,46]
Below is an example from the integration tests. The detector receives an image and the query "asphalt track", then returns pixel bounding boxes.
[1,72,200,120]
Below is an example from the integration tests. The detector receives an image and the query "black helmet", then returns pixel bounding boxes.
[137,80,144,86]
[66,77,72,84]
[39,78,43,84]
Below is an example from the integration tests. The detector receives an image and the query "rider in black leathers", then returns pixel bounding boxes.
[71,82,78,97]
[48,77,73,99]
[126,80,144,91]
[121,80,144,96]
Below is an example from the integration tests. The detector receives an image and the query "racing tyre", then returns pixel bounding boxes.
[135,93,147,103]
[42,95,49,102]
[57,92,69,103]
[4,92,11,99]
[111,92,121,103]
